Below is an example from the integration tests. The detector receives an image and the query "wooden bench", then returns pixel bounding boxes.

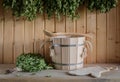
[0,64,120,82]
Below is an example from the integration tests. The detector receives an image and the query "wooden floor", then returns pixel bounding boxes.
[0,64,120,82]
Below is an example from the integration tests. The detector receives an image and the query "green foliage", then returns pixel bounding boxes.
[2,0,118,21]
[86,0,118,13]
[2,0,43,21]
[44,0,84,20]
[16,53,52,72]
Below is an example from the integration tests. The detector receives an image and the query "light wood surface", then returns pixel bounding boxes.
[34,15,44,55]
[0,0,3,63]
[24,21,34,53]
[116,2,120,63]
[51,36,85,70]
[61,38,69,70]
[0,0,120,64]
[86,11,97,64]
[0,64,120,82]
[97,13,107,63]
[53,38,62,69]
[3,10,14,64]
[65,17,75,70]
[44,15,54,62]
[76,6,87,63]
[107,8,117,63]
[14,19,24,63]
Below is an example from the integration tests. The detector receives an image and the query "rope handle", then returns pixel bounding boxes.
[40,32,93,58]
[40,38,93,58]
[80,41,93,58]
[49,40,93,58]
[40,38,56,57]
[40,38,51,50]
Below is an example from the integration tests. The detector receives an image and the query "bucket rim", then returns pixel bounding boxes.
[51,35,85,39]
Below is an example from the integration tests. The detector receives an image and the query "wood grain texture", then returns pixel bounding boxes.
[0,0,119,64]
[69,38,77,70]
[107,8,117,63]
[65,15,76,69]
[55,16,66,32]
[61,38,69,70]
[24,21,34,53]
[3,10,14,64]
[86,11,97,64]
[116,3,120,63]
[53,38,62,69]
[34,16,44,55]
[0,64,120,82]
[14,19,24,63]
[0,0,3,63]
[66,18,75,33]
[96,13,107,63]
[44,15,55,62]
[76,6,87,64]
[53,16,66,68]
[76,6,87,33]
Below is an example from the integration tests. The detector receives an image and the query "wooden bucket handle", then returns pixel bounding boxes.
[40,40,93,58]
[41,30,93,58]
[43,30,94,39]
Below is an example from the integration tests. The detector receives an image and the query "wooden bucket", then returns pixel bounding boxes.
[50,35,86,70]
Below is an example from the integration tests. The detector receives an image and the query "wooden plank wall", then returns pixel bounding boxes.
[0,1,120,64]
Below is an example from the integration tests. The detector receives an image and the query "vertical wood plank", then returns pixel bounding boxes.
[65,14,76,70]
[96,13,107,63]
[24,21,34,53]
[55,17,66,67]
[34,16,44,55]
[76,6,86,33]
[0,0,3,63]
[14,19,24,63]
[66,18,75,33]
[77,37,85,68]
[86,11,97,64]
[69,38,77,70]
[116,3,120,63]
[0,0,120,64]
[3,10,14,64]
[107,8,117,63]
[55,17,66,32]
[61,38,69,70]
[76,6,87,64]
[53,38,62,69]
[44,16,54,62]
